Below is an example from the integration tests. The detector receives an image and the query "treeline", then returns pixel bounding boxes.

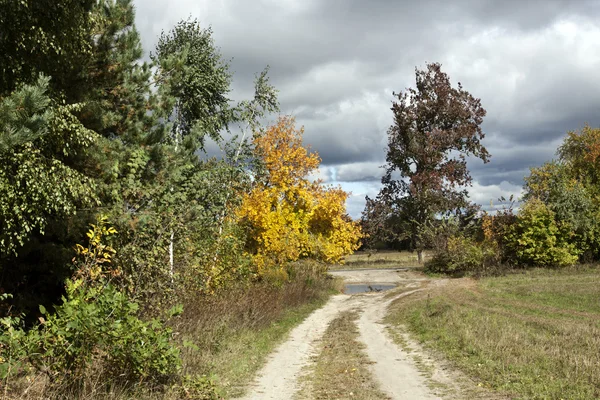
[361,64,600,274]
[0,0,360,397]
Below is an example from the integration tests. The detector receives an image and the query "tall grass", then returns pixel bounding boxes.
[295,311,389,400]
[176,263,340,397]
[331,250,428,270]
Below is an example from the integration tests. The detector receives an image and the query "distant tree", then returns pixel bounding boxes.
[504,197,579,267]
[361,194,410,250]
[373,63,490,262]
[558,125,600,194]
[524,126,600,260]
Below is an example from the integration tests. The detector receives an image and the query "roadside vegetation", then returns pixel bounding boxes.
[4,266,338,399]
[364,123,600,277]
[362,64,600,277]
[177,264,341,398]
[3,1,600,399]
[359,56,600,400]
[0,1,359,398]
[386,267,600,399]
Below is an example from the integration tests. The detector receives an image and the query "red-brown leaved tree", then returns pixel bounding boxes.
[372,63,490,262]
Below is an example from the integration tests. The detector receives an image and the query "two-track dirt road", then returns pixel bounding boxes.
[239,268,449,400]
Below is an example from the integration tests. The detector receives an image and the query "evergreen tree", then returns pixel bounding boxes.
[0,77,101,316]
[0,0,281,313]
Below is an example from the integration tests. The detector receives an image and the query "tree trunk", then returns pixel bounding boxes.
[169,231,174,284]
[417,249,423,264]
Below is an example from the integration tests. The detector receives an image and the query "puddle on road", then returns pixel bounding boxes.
[344,284,396,294]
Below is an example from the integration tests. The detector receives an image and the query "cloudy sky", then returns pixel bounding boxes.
[134,0,600,218]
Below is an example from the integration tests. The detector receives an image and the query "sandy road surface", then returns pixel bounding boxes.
[239,268,446,400]
[237,294,350,399]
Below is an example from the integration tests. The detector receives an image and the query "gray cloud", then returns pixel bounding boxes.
[336,162,385,182]
[134,0,600,217]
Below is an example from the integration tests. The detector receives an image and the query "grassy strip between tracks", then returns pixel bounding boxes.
[296,310,390,400]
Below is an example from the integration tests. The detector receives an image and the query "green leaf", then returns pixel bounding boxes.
[0,363,9,380]
[167,303,183,318]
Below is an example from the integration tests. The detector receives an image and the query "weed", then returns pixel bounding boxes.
[174,264,338,398]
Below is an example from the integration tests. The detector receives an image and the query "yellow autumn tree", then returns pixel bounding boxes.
[237,116,362,276]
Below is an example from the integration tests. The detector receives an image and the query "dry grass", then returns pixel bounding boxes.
[175,264,341,398]
[3,376,177,400]
[330,250,429,271]
[296,310,389,400]
[385,266,600,400]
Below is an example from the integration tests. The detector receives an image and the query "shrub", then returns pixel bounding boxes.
[504,198,579,267]
[479,196,518,263]
[425,235,500,275]
[1,217,181,394]
[26,280,179,387]
[420,215,501,275]
[1,281,181,396]
[173,374,221,399]
[0,294,35,383]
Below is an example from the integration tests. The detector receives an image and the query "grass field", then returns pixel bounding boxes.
[330,250,428,270]
[385,266,600,400]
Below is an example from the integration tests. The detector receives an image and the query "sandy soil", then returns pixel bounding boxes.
[238,295,354,400]
[239,268,449,400]
[357,290,441,399]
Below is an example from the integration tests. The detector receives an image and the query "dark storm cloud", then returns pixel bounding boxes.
[134,0,600,217]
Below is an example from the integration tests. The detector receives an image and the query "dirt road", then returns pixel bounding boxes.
[239,268,448,400]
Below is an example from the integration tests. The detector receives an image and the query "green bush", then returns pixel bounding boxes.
[0,294,36,381]
[39,279,180,383]
[1,280,181,390]
[425,235,500,274]
[504,198,579,267]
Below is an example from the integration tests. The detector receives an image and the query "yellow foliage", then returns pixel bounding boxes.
[237,117,362,276]
[73,215,121,282]
[481,213,494,242]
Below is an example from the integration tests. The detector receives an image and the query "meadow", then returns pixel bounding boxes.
[330,250,429,270]
[386,266,600,400]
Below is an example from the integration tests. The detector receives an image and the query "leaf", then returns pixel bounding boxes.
[237,117,361,274]
[182,340,199,351]
[167,304,184,318]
